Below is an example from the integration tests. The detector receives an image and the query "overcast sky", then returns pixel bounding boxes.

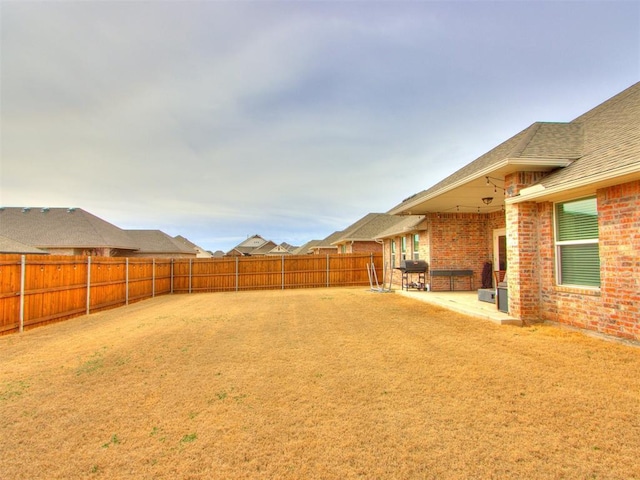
[1,1,638,253]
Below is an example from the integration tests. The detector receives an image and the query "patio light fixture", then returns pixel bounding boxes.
[482,197,494,205]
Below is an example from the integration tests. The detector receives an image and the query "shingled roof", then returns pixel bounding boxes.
[0,207,138,251]
[0,234,47,254]
[389,82,640,214]
[332,213,408,244]
[375,215,427,239]
[528,81,640,193]
[389,122,579,214]
[126,230,196,256]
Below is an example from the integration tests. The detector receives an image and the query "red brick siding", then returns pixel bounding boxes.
[383,212,506,291]
[429,211,505,291]
[512,179,640,341]
[348,241,382,254]
[595,181,640,338]
[505,172,548,197]
[505,201,541,321]
[384,234,427,288]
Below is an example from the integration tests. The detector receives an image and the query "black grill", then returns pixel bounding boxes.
[396,260,428,291]
[396,259,428,273]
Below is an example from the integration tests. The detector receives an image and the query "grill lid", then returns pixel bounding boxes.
[397,260,428,272]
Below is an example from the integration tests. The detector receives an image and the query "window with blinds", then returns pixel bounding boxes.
[555,197,600,287]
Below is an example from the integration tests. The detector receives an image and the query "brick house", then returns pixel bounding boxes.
[225,234,271,256]
[0,207,139,256]
[307,231,343,255]
[389,82,640,340]
[374,215,427,268]
[331,213,409,254]
[0,207,201,258]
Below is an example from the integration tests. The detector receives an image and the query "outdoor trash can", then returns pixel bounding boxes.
[497,282,508,313]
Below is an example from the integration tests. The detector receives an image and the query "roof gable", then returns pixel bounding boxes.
[236,235,268,248]
[249,240,278,255]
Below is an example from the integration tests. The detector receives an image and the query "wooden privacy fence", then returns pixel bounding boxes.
[0,253,383,335]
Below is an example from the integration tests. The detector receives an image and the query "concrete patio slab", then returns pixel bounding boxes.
[394,289,522,326]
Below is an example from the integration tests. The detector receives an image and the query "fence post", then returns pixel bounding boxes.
[125,258,129,305]
[235,256,239,292]
[189,258,192,294]
[326,254,330,287]
[19,255,25,333]
[170,259,174,294]
[281,255,285,290]
[152,258,155,297]
[86,256,91,315]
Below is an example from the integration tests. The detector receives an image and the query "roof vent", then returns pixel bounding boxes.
[22,207,31,213]
[41,207,50,213]
[67,208,76,213]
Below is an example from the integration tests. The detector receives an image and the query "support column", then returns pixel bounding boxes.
[504,172,547,323]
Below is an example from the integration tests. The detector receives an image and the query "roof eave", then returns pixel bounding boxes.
[509,164,640,204]
[389,158,573,215]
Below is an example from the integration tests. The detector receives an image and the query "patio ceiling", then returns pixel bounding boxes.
[391,160,571,215]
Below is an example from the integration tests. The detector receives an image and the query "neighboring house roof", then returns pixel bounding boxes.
[237,235,269,248]
[311,231,343,251]
[293,239,322,255]
[266,243,298,255]
[174,235,213,258]
[226,234,270,256]
[332,213,406,244]
[126,230,196,256]
[226,235,301,256]
[0,234,47,254]
[0,207,139,251]
[211,250,225,258]
[249,240,278,255]
[389,81,640,214]
[375,215,427,239]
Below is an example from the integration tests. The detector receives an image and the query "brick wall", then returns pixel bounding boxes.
[384,233,426,288]
[510,179,640,341]
[347,241,382,254]
[505,201,541,322]
[596,181,640,338]
[542,180,639,339]
[382,211,507,291]
[428,211,505,291]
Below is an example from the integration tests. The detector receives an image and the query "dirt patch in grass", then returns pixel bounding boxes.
[1,287,639,479]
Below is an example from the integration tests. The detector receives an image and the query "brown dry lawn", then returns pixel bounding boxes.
[1,288,639,479]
